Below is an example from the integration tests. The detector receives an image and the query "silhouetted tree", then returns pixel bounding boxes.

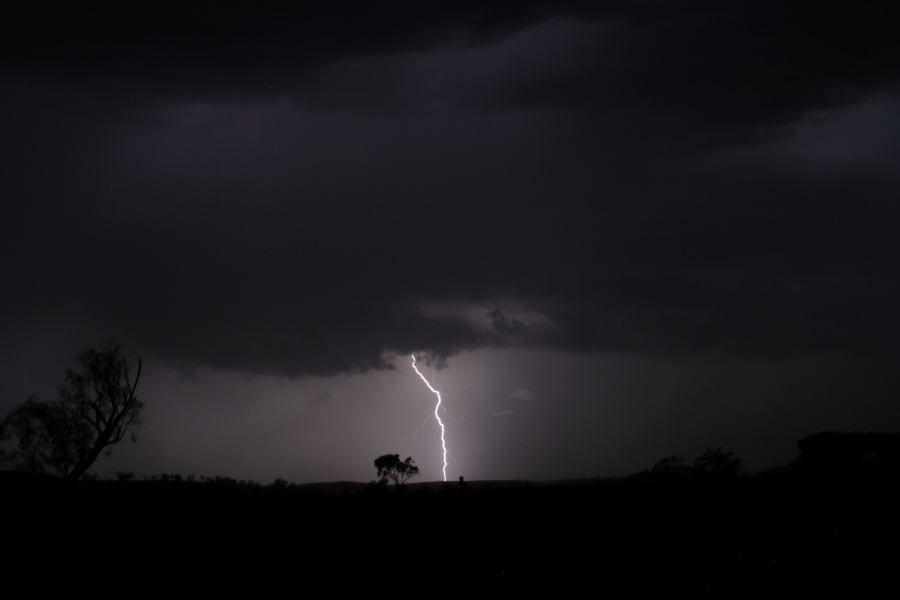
[795,432,900,477]
[650,456,691,480]
[627,455,689,484]
[0,418,9,465]
[692,448,741,480]
[374,454,420,486]
[0,343,143,481]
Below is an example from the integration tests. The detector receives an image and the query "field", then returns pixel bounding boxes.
[5,471,898,591]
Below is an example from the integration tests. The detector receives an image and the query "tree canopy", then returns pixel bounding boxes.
[374,454,420,486]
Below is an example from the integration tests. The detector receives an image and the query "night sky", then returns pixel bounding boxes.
[2,2,900,483]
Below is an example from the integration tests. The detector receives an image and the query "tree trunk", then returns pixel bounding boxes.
[65,427,114,482]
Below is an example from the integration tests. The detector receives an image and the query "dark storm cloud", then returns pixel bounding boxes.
[2,2,900,378]
[4,2,899,125]
[0,1,556,105]
[492,2,900,141]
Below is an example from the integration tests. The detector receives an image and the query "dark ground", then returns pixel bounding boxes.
[3,470,899,592]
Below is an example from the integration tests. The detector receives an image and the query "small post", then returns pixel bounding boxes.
[459,475,466,491]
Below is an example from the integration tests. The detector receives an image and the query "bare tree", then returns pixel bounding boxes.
[1,343,143,481]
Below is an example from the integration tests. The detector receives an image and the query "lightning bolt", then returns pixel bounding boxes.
[411,353,448,482]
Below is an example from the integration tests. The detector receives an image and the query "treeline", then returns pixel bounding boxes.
[5,431,892,490]
[629,431,900,485]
